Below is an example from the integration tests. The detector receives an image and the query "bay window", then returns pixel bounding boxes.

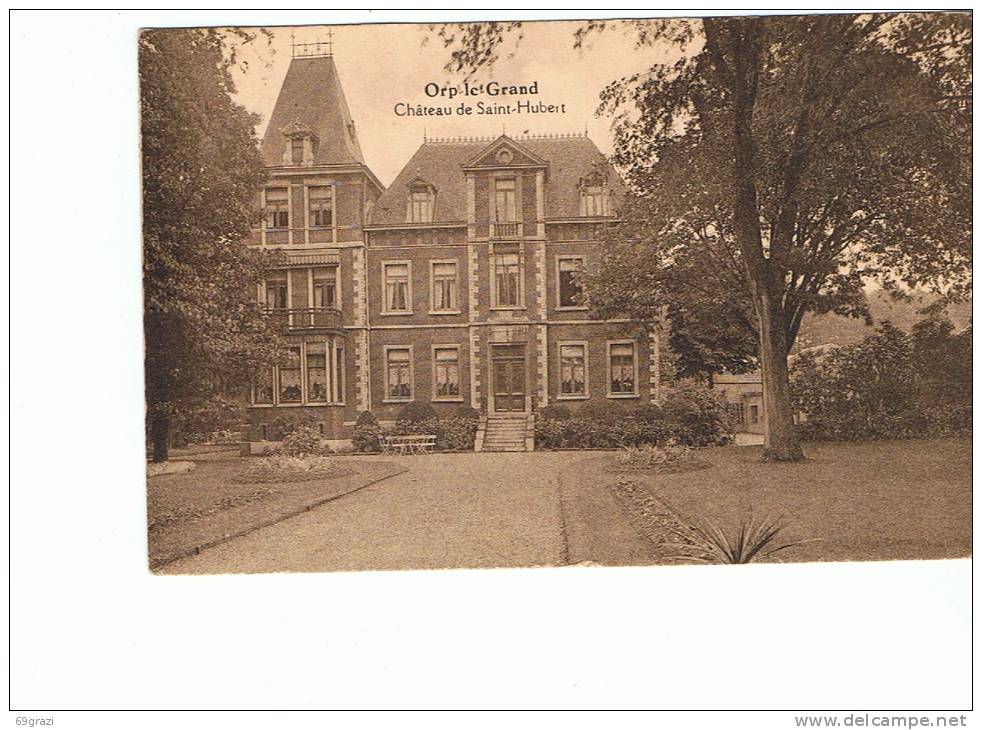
[265,272,288,310]
[279,347,303,403]
[251,338,345,406]
[312,267,337,309]
[305,342,328,403]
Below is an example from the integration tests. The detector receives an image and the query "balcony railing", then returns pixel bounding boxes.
[492,221,521,238]
[264,307,343,331]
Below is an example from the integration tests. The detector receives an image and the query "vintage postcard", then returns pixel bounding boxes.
[140,16,971,576]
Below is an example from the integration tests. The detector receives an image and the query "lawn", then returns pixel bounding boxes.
[560,438,971,565]
[147,454,406,569]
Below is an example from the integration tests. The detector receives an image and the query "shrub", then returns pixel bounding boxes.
[539,404,571,420]
[453,406,481,421]
[237,455,349,483]
[535,417,665,450]
[352,424,384,453]
[791,320,972,441]
[397,400,438,424]
[355,410,378,427]
[394,417,477,451]
[659,382,731,446]
[577,400,626,421]
[281,425,328,456]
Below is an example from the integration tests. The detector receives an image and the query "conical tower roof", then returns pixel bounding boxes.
[260,55,366,167]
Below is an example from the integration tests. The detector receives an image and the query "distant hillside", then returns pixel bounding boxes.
[796,290,972,350]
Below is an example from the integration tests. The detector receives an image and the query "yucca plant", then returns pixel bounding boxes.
[667,513,811,564]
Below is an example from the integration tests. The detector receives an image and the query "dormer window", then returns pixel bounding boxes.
[407,181,435,223]
[580,184,609,217]
[281,123,317,166]
[291,137,305,165]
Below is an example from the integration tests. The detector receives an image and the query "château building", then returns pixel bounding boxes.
[244,50,661,450]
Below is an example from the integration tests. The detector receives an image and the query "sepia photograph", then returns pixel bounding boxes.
[140,15,972,576]
[9,8,974,718]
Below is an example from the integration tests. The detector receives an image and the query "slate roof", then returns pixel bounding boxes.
[260,56,365,167]
[369,135,624,226]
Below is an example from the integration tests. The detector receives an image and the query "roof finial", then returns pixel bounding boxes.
[292,26,334,58]
[423,126,427,143]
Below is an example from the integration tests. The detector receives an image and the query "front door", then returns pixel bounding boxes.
[492,347,526,412]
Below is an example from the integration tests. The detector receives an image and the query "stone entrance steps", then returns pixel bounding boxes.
[476,414,535,452]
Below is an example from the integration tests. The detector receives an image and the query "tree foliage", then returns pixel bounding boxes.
[432,14,971,460]
[790,316,972,441]
[141,28,282,461]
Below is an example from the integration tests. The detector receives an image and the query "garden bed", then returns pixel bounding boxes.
[558,438,972,565]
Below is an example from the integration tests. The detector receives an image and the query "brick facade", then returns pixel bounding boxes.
[245,54,659,443]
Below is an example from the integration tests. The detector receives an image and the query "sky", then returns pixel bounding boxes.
[228,22,676,186]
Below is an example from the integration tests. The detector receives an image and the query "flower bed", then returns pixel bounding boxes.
[236,455,351,483]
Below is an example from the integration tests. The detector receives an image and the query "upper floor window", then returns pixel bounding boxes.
[580,184,609,217]
[558,257,585,308]
[493,251,521,308]
[265,188,289,229]
[608,341,637,397]
[264,272,288,310]
[408,186,435,223]
[383,262,411,313]
[312,267,337,309]
[430,261,458,312]
[309,186,334,228]
[494,178,517,222]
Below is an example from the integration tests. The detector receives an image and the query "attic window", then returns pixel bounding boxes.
[580,183,609,217]
[407,183,435,223]
[282,127,317,166]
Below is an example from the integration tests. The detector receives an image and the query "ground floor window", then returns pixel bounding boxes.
[280,346,303,403]
[306,341,328,403]
[433,346,461,399]
[251,338,345,406]
[608,341,637,396]
[254,368,275,404]
[385,347,413,401]
[559,342,587,398]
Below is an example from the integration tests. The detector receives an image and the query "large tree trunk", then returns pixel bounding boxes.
[755,291,804,461]
[149,408,170,463]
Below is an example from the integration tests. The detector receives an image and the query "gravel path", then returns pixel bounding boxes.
[158,452,580,574]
